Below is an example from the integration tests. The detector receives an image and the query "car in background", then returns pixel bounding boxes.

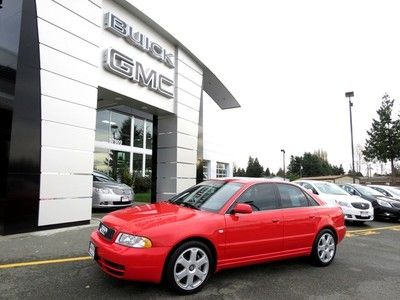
[294,180,373,223]
[339,183,400,222]
[368,185,400,201]
[89,178,346,294]
[92,171,134,208]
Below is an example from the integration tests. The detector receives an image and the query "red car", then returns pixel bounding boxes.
[89,178,346,294]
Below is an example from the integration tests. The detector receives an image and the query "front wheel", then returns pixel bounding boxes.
[311,229,336,266]
[165,241,213,295]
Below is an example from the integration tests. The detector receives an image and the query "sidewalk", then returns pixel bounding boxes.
[0,213,105,265]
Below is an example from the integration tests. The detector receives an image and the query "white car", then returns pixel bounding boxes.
[368,185,400,201]
[294,180,374,222]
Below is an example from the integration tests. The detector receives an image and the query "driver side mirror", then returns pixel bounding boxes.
[307,188,318,195]
[232,203,252,214]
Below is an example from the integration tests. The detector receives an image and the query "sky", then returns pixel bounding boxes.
[132,0,400,175]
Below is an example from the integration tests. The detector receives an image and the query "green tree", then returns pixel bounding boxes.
[363,94,400,181]
[245,156,264,177]
[264,167,271,177]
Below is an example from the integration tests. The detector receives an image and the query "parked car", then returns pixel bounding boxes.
[89,178,346,294]
[92,171,134,208]
[339,183,400,221]
[294,180,373,223]
[368,185,400,201]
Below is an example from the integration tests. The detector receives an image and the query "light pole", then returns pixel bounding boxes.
[281,149,286,181]
[345,91,355,183]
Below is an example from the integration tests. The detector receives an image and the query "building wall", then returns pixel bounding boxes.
[36,0,101,226]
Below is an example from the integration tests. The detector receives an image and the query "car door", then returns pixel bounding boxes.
[224,183,284,261]
[276,183,320,252]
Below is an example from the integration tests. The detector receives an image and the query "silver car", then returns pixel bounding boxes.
[92,171,134,208]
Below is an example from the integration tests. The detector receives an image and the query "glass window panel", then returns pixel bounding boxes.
[110,111,131,146]
[277,184,309,208]
[134,118,144,148]
[95,110,110,142]
[146,120,153,149]
[132,153,143,176]
[216,162,228,178]
[94,148,111,175]
[108,150,130,181]
[145,155,152,176]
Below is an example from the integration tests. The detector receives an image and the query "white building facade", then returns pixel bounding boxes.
[0,0,239,235]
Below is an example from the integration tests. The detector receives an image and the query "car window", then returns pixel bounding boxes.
[170,181,243,212]
[303,183,318,194]
[277,184,310,208]
[314,182,348,195]
[371,187,390,196]
[343,185,357,196]
[236,183,278,211]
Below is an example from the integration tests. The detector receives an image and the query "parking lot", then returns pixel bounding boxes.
[0,218,399,300]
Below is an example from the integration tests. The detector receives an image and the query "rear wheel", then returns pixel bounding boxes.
[311,229,336,266]
[165,241,213,295]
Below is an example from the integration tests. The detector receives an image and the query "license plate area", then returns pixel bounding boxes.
[360,211,369,217]
[88,241,96,259]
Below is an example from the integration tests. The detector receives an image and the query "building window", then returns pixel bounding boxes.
[216,162,228,178]
[94,110,153,177]
[203,160,209,179]
[146,120,153,149]
[134,118,144,148]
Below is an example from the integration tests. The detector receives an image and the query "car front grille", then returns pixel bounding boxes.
[355,215,371,220]
[98,222,115,240]
[112,188,132,196]
[112,201,132,205]
[351,202,370,210]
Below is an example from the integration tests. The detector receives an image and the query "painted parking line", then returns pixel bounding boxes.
[346,225,400,237]
[0,256,91,269]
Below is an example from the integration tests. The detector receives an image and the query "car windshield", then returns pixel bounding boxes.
[169,181,243,212]
[355,185,384,197]
[93,173,116,183]
[314,182,348,195]
[385,186,400,197]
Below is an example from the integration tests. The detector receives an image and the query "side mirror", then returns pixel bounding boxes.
[232,203,252,214]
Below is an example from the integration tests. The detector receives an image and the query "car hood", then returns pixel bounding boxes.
[319,194,369,204]
[375,195,400,204]
[93,182,131,190]
[101,202,207,233]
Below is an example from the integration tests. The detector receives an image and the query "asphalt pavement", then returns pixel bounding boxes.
[0,211,399,300]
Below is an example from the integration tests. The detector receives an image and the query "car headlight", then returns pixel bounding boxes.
[116,233,152,248]
[338,201,351,207]
[93,187,112,194]
[377,199,392,208]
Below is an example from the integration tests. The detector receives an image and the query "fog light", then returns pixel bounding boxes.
[100,201,109,205]
[345,214,352,219]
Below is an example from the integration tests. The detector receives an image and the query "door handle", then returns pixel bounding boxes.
[272,219,280,223]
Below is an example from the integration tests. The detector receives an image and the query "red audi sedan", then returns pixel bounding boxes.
[89,178,346,294]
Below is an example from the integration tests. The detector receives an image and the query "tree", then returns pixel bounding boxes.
[276,168,284,177]
[233,166,246,177]
[245,156,264,177]
[363,94,400,181]
[264,167,271,177]
[287,152,344,179]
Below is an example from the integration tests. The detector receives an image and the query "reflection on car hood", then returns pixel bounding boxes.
[319,194,369,204]
[102,202,207,233]
[375,195,400,204]
[93,182,131,190]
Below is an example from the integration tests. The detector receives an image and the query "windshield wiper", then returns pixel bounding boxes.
[178,202,200,210]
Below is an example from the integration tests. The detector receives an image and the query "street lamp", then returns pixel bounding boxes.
[345,91,355,183]
[280,149,286,181]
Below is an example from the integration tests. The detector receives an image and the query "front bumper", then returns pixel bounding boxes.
[90,231,169,283]
[342,206,374,222]
[374,206,400,220]
[92,194,134,208]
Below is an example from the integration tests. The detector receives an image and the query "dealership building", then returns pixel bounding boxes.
[0,0,239,235]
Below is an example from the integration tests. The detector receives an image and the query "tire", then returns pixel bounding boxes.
[311,229,336,267]
[165,241,213,295]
